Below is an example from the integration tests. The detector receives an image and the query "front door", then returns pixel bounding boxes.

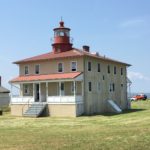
[35,83,40,102]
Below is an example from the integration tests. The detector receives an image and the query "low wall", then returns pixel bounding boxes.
[48,104,76,117]
[11,103,84,117]
[11,104,30,116]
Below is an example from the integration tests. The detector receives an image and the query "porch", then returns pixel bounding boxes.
[11,81,83,104]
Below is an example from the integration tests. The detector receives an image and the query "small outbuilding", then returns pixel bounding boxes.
[0,76,10,106]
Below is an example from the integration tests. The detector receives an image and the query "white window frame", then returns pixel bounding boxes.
[109,83,115,92]
[24,84,29,95]
[24,65,29,75]
[71,61,77,72]
[57,62,64,73]
[35,64,40,74]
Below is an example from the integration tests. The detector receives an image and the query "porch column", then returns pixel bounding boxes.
[20,83,23,97]
[46,82,48,102]
[74,81,76,100]
[81,81,84,97]
[10,83,13,102]
[33,83,35,100]
[59,82,61,102]
[59,82,61,96]
[39,82,41,102]
[20,83,23,102]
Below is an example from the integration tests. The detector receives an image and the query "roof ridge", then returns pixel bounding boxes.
[13,52,52,64]
[13,48,131,66]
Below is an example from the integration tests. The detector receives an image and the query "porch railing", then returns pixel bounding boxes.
[11,96,34,103]
[11,95,83,104]
[47,95,83,103]
[22,97,33,115]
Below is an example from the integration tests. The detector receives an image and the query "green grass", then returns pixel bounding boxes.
[0,101,150,150]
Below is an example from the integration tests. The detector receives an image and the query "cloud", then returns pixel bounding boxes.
[128,71,150,81]
[120,19,145,28]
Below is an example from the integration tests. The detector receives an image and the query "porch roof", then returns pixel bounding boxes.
[10,72,82,83]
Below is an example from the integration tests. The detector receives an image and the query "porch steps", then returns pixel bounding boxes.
[23,103,47,117]
[107,100,122,113]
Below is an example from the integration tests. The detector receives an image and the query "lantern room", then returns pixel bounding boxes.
[52,21,73,53]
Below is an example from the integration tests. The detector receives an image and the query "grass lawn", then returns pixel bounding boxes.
[0,101,150,150]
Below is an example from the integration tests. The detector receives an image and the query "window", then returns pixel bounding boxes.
[24,84,29,94]
[112,83,115,91]
[109,84,112,92]
[54,29,69,37]
[71,82,74,93]
[103,75,105,80]
[108,65,110,74]
[60,31,65,36]
[114,66,116,75]
[98,63,101,72]
[71,62,77,71]
[35,65,40,74]
[25,66,29,75]
[88,62,91,71]
[58,63,63,72]
[61,83,64,91]
[121,68,123,75]
[109,83,115,92]
[98,82,101,91]
[88,82,92,92]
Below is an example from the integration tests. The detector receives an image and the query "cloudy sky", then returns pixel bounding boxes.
[0,0,150,93]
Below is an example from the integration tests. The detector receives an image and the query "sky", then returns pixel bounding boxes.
[0,0,150,93]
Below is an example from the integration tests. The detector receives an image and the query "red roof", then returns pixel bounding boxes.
[14,49,83,64]
[10,72,82,83]
[14,49,131,66]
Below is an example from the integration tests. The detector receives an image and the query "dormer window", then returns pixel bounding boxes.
[35,65,40,74]
[58,63,63,72]
[24,66,29,75]
[71,61,77,72]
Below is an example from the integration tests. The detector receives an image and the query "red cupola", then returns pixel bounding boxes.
[52,21,73,53]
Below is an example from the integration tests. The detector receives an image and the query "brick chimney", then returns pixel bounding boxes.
[83,45,90,52]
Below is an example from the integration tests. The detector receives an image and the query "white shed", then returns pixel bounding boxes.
[0,76,10,106]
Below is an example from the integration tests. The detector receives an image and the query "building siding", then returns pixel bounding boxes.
[83,56,128,115]
[19,57,84,76]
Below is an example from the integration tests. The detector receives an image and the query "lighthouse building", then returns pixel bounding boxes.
[10,21,131,117]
